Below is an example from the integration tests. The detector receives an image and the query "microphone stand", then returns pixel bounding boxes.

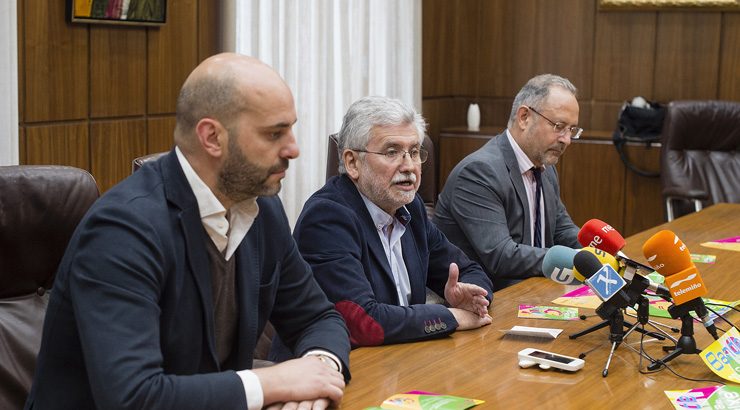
[622,296,677,344]
[622,295,678,370]
[569,283,668,342]
[570,288,670,377]
[647,303,703,371]
[570,303,642,377]
[569,314,665,341]
[601,306,625,377]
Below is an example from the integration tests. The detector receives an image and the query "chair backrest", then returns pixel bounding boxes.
[326,134,438,215]
[132,151,168,173]
[0,165,99,409]
[660,100,740,209]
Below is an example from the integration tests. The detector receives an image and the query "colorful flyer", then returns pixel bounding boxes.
[665,385,740,409]
[701,236,740,253]
[364,393,484,410]
[630,296,740,323]
[552,285,601,309]
[700,327,740,383]
[518,304,579,321]
[692,254,717,264]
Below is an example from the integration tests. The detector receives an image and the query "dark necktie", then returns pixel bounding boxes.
[532,167,543,248]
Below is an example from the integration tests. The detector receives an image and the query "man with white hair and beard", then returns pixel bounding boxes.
[291,96,493,347]
[434,74,581,291]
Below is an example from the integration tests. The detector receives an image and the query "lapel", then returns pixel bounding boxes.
[497,135,532,245]
[398,207,427,305]
[160,149,219,368]
[232,214,261,368]
[336,176,396,292]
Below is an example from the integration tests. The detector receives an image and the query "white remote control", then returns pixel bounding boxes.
[517,348,584,372]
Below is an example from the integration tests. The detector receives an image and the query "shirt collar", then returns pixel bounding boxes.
[359,192,412,230]
[175,146,259,259]
[506,129,538,175]
[176,146,227,218]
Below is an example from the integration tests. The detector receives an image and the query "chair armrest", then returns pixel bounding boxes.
[662,187,709,201]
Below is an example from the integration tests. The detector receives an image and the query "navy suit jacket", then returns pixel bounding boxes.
[434,132,580,290]
[292,175,492,347]
[25,150,350,410]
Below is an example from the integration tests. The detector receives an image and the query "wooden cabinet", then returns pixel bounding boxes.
[437,127,663,236]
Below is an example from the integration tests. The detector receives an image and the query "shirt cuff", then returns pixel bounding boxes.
[303,349,343,373]
[237,369,264,410]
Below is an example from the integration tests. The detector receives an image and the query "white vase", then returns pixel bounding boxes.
[467,103,480,131]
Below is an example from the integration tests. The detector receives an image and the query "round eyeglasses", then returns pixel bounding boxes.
[353,147,429,164]
[525,105,583,139]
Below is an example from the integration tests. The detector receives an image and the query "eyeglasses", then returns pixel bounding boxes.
[353,147,429,164]
[525,106,583,140]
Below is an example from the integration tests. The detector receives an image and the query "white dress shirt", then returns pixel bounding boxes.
[506,130,545,247]
[360,193,412,306]
[175,147,341,409]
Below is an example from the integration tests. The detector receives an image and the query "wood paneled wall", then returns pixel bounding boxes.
[423,0,739,234]
[18,0,220,192]
[422,0,740,139]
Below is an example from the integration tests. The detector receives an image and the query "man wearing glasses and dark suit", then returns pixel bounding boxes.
[286,96,493,348]
[434,74,581,291]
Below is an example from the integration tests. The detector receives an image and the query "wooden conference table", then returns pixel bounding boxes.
[340,203,740,409]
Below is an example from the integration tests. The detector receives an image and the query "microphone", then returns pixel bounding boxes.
[578,219,671,300]
[642,230,719,340]
[542,245,581,285]
[578,219,625,255]
[573,250,630,319]
[541,246,620,285]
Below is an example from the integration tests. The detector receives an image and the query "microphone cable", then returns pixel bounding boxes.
[635,330,727,385]
[623,309,680,333]
[704,305,739,333]
[705,302,740,314]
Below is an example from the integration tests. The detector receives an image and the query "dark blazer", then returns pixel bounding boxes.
[292,175,492,347]
[434,132,580,290]
[25,150,350,410]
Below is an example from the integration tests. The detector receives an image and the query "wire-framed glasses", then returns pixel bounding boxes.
[526,105,583,139]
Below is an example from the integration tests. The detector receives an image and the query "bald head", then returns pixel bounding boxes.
[174,53,290,150]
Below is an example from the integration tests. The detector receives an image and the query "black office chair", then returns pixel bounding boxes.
[660,100,740,221]
[326,134,438,217]
[132,151,168,173]
[0,166,99,409]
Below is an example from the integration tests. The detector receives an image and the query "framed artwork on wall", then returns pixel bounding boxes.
[599,0,740,10]
[69,0,167,26]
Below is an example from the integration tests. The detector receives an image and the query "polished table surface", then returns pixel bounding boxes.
[341,203,740,409]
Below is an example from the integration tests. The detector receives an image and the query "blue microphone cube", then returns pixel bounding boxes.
[586,265,627,301]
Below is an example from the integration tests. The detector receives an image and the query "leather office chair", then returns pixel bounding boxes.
[326,134,438,216]
[660,100,740,221]
[0,166,99,409]
[132,151,167,173]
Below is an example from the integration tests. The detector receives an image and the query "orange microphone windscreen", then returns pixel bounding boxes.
[642,229,694,277]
